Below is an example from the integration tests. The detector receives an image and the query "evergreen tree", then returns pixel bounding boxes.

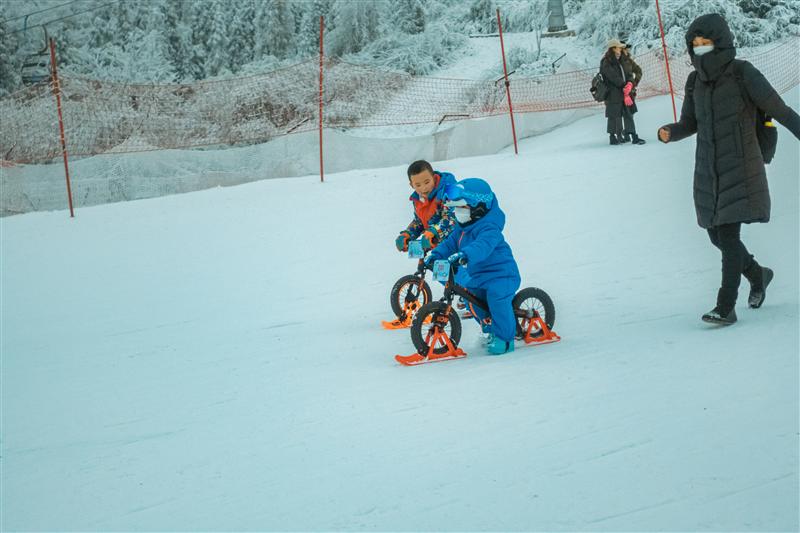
[0,19,20,96]
[298,0,334,56]
[258,0,294,59]
[396,0,426,34]
[110,1,138,42]
[161,0,194,80]
[327,0,382,56]
[469,0,497,34]
[204,0,232,77]
[228,0,256,71]
[188,0,215,79]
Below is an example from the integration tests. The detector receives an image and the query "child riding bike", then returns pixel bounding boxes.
[425,178,520,355]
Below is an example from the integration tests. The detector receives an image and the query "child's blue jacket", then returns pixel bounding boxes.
[429,198,520,288]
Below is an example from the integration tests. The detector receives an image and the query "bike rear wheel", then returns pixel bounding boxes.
[512,288,555,339]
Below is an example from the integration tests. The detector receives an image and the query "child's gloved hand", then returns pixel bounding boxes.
[420,230,436,250]
[395,232,411,252]
[448,252,468,266]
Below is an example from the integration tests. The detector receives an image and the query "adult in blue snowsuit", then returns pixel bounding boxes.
[427,178,521,355]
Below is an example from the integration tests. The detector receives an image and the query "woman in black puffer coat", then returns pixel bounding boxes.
[600,39,645,145]
[658,14,800,325]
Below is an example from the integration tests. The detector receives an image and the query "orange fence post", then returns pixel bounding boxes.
[655,0,677,122]
[49,37,75,217]
[319,16,325,183]
[496,8,519,155]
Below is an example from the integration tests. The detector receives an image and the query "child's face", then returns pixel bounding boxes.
[409,170,436,199]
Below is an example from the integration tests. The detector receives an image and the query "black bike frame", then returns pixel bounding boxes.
[439,263,489,315]
[434,263,530,320]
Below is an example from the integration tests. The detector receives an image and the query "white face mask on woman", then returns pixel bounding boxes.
[693,44,714,56]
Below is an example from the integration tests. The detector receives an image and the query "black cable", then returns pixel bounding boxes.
[3,1,81,24]
[8,0,122,35]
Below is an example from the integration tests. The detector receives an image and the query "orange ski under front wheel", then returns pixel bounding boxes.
[410,301,462,356]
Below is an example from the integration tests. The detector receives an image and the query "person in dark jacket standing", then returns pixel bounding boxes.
[620,44,645,144]
[601,38,645,145]
[658,13,800,325]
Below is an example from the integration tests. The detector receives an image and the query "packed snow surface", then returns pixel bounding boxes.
[2,89,799,530]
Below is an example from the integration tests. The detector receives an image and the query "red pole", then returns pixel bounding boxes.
[655,0,677,122]
[496,8,518,155]
[49,37,74,217]
[318,15,325,183]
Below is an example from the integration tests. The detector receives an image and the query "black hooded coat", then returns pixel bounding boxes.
[662,14,800,228]
[600,53,638,118]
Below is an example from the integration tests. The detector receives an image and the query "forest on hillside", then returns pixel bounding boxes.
[1,0,798,96]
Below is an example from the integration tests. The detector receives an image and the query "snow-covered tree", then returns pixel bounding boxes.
[468,0,497,34]
[204,0,232,77]
[1,0,798,90]
[297,0,333,56]
[395,0,427,34]
[255,0,294,59]
[188,1,215,79]
[159,0,194,80]
[326,0,382,56]
[228,0,256,71]
[0,19,20,96]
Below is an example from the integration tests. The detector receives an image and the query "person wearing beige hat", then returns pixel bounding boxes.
[600,38,645,145]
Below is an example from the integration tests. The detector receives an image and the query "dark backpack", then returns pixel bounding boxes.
[686,64,778,164]
[590,71,608,102]
[732,61,778,164]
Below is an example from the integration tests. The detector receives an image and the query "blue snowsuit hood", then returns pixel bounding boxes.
[430,195,520,288]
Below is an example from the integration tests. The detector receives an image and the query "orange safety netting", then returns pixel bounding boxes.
[1,38,797,164]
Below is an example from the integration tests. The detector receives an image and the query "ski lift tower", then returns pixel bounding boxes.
[543,0,575,37]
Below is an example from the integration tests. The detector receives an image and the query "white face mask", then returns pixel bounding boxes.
[454,207,472,224]
[693,44,714,56]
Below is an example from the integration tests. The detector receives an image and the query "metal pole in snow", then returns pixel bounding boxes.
[496,8,519,155]
[49,37,74,217]
[319,16,325,183]
[655,0,678,122]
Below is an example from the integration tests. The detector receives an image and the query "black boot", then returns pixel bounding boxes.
[743,263,773,309]
[609,134,620,145]
[631,134,646,145]
[702,288,738,325]
[620,133,631,143]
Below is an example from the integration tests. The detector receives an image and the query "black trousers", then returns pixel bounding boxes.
[622,110,636,135]
[607,109,636,136]
[607,116,622,135]
[707,223,755,303]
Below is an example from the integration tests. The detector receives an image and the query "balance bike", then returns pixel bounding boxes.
[395,261,560,365]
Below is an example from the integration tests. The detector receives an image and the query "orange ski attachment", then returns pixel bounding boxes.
[381,301,429,330]
[395,328,467,366]
[521,315,561,345]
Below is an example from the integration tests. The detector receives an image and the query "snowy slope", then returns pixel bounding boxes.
[2,89,799,530]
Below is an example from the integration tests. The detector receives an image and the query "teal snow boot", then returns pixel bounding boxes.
[487,336,515,355]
